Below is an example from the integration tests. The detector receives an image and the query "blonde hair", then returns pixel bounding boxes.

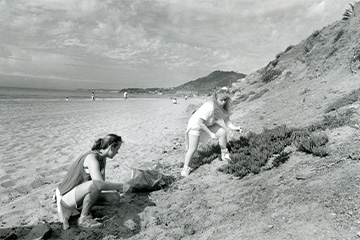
[210,88,231,114]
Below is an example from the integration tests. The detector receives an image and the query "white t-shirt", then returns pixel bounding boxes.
[187,102,224,131]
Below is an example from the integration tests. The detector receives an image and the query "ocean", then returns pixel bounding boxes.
[0,86,163,100]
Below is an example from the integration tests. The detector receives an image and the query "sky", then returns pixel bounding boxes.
[0,0,352,90]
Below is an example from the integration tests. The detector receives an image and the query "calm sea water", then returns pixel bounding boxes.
[0,86,161,100]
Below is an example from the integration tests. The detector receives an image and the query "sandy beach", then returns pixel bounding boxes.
[0,96,205,238]
[1,84,360,240]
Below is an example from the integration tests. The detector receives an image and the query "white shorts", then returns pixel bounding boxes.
[56,188,80,224]
[188,129,202,136]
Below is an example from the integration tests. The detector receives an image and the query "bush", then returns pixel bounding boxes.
[327,48,338,58]
[353,49,360,62]
[219,125,294,178]
[312,30,320,38]
[294,132,329,157]
[325,88,360,113]
[333,29,344,43]
[191,143,221,169]
[192,99,357,178]
[284,45,294,53]
[261,69,282,83]
[232,93,250,104]
[320,109,356,130]
[275,52,283,59]
[342,3,355,20]
[248,89,269,101]
[272,152,292,168]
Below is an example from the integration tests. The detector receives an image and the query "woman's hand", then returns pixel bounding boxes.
[210,132,219,140]
[235,126,245,133]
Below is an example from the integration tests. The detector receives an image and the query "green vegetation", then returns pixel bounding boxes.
[324,88,360,113]
[310,109,356,131]
[275,52,283,59]
[190,106,357,179]
[327,47,338,58]
[342,3,355,20]
[293,131,329,157]
[232,93,250,104]
[352,49,360,62]
[284,45,295,53]
[311,30,321,38]
[272,152,291,168]
[261,69,283,83]
[248,89,269,101]
[333,29,345,43]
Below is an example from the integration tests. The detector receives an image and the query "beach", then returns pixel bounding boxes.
[0,91,204,238]
[1,84,359,240]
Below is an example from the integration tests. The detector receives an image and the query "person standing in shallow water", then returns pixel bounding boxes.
[181,88,244,177]
[91,92,95,101]
[56,134,126,230]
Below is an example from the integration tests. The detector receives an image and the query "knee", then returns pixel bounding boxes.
[216,127,227,138]
[109,193,121,206]
[88,181,101,195]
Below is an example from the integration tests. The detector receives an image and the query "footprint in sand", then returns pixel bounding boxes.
[1,180,16,188]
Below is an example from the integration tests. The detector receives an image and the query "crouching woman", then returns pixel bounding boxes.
[56,134,125,230]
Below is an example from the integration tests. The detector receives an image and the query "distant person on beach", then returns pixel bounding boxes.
[124,91,128,100]
[185,95,188,100]
[56,134,126,230]
[172,98,177,104]
[91,92,95,101]
[181,88,244,177]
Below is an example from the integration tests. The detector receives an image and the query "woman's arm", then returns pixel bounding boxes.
[198,118,218,139]
[85,155,124,192]
[224,117,244,132]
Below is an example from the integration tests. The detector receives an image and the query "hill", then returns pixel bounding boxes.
[230,2,359,132]
[174,70,246,94]
[118,71,246,95]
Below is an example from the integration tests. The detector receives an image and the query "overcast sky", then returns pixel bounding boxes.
[0,0,351,90]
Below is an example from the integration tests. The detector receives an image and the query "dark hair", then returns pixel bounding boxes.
[91,134,122,151]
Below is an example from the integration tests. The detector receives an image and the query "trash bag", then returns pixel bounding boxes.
[127,162,164,192]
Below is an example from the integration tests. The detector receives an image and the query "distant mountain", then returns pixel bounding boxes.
[174,70,246,94]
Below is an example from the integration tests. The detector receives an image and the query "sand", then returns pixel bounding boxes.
[0,97,205,239]
[1,87,360,240]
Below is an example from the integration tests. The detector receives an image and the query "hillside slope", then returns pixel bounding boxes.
[175,70,246,94]
[231,3,359,132]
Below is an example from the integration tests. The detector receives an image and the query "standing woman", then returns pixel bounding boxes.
[181,88,244,176]
[56,134,125,230]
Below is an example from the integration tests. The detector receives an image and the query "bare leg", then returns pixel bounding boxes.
[208,124,227,150]
[74,181,101,217]
[184,133,200,168]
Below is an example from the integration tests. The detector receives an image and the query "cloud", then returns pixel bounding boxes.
[63,38,88,48]
[0,0,352,89]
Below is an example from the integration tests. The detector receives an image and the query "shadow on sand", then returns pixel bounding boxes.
[0,192,155,240]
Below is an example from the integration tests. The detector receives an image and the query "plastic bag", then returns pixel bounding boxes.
[127,162,164,191]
